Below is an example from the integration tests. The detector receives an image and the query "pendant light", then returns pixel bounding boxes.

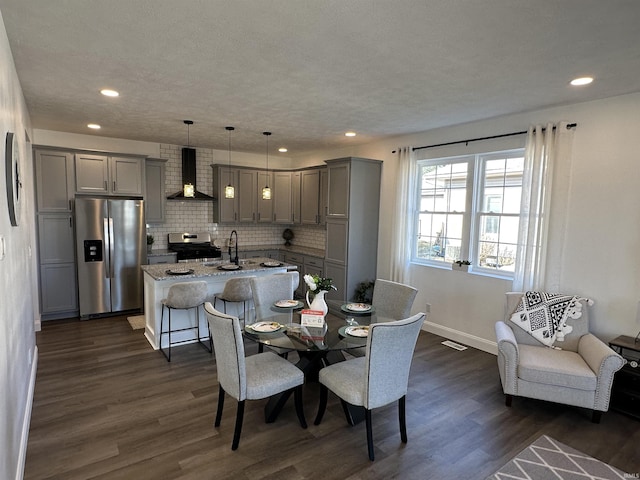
[224,126,235,199]
[183,120,195,198]
[262,131,272,200]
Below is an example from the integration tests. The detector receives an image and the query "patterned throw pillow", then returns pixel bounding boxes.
[509,291,591,348]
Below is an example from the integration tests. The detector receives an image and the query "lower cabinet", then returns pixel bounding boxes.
[284,253,324,299]
[147,253,177,265]
[40,263,78,315]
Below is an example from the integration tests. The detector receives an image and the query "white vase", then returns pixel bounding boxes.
[306,290,328,316]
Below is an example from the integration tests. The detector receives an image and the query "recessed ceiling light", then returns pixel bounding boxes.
[100,89,119,97]
[345,131,357,137]
[87,123,101,129]
[570,77,593,86]
[278,147,288,153]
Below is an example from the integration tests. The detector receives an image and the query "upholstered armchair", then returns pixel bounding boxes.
[495,292,624,423]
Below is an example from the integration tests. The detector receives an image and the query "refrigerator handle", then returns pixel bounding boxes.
[103,218,110,278]
[108,217,115,279]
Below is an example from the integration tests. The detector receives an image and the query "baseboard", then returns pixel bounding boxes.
[16,346,38,480]
[422,320,497,355]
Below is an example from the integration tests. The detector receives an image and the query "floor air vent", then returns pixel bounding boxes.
[441,340,468,351]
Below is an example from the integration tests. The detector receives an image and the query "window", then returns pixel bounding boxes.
[413,149,525,277]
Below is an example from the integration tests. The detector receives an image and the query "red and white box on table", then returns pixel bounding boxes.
[300,309,325,327]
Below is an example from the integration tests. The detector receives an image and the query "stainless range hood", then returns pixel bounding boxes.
[167,147,215,200]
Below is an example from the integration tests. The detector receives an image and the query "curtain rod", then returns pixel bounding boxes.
[409,122,577,152]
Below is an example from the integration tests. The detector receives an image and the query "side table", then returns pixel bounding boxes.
[608,335,640,420]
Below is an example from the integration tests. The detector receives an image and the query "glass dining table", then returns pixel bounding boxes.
[243,303,387,425]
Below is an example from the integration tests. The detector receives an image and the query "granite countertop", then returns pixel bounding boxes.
[141,257,297,281]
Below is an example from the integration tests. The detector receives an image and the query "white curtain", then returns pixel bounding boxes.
[389,146,416,284]
[513,122,575,291]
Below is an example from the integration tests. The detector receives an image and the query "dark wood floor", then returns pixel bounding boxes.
[25,314,640,479]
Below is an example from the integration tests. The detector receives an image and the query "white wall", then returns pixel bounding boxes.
[0,10,37,480]
[293,93,640,352]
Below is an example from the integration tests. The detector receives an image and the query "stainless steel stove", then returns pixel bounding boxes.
[167,232,222,263]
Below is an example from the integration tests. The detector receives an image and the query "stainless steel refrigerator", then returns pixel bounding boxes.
[75,197,145,318]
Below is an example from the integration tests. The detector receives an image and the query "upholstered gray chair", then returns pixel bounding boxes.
[314,312,425,461]
[495,292,624,423]
[204,302,307,450]
[160,281,211,362]
[250,272,299,355]
[344,278,419,359]
[371,279,418,319]
[213,276,255,325]
[250,271,299,309]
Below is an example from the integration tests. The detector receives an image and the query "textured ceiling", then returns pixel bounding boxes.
[1,0,640,155]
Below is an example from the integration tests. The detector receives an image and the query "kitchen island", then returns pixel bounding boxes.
[141,258,295,350]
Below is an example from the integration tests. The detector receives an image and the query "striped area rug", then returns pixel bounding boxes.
[487,435,628,479]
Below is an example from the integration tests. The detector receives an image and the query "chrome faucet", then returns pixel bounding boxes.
[229,230,239,265]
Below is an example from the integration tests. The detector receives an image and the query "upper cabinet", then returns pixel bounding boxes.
[273,171,293,223]
[256,170,273,223]
[327,161,350,218]
[35,149,75,212]
[213,166,239,223]
[144,158,167,224]
[76,154,143,196]
[211,164,327,224]
[301,169,321,224]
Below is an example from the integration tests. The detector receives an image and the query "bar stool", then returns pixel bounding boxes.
[160,281,211,362]
[213,276,255,326]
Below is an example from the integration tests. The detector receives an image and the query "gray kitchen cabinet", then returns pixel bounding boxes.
[326,161,350,218]
[38,215,75,263]
[301,169,321,224]
[145,158,166,223]
[324,157,381,311]
[238,169,257,222]
[147,253,177,265]
[291,171,301,224]
[284,252,305,297]
[40,263,78,315]
[35,212,78,319]
[319,168,328,225]
[273,171,293,223]
[34,149,74,212]
[212,165,239,223]
[76,153,143,196]
[257,170,273,223]
[304,254,324,281]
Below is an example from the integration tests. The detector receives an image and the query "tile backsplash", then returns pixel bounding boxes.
[147,144,326,252]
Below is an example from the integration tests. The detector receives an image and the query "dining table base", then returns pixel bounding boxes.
[264,349,366,426]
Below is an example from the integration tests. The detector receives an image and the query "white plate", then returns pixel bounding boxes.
[219,264,241,270]
[345,325,369,337]
[249,321,282,333]
[275,299,299,308]
[166,268,193,275]
[346,303,371,312]
[263,261,282,267]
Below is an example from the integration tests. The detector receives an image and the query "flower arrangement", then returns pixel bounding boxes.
[303,274,337,294]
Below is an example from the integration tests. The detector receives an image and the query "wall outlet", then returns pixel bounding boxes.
[425,303,431,313]
[0,235,5,261]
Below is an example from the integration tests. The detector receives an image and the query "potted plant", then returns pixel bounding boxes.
[146,234,154,254]
[452,260,471,272]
